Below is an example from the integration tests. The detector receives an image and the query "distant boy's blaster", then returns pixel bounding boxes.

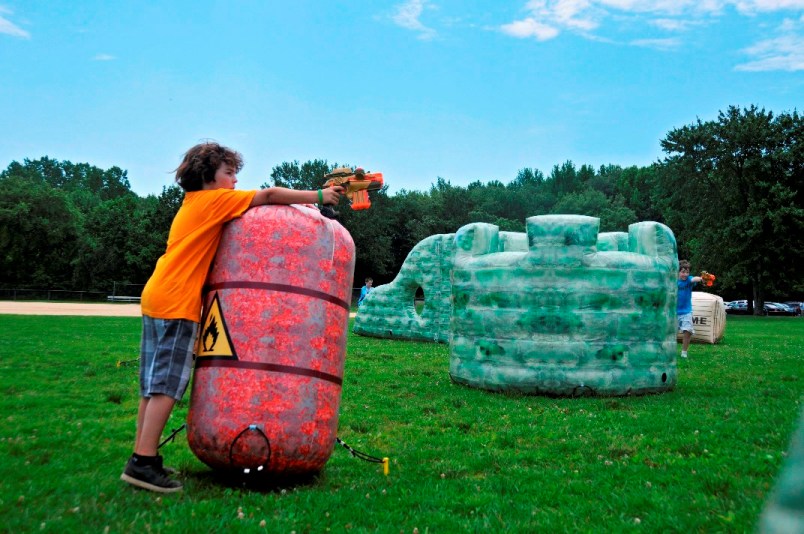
[701,271,716,287]
[321,167,384,218]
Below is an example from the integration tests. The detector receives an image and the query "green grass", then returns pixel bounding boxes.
[0,314,802,533]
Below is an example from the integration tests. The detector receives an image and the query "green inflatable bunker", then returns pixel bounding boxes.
[449,215,679,396]
[353,231,528,342]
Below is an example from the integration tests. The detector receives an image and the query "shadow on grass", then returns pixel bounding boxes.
[185,467,322,493]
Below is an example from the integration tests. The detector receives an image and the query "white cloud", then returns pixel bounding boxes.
[650,18,694,31]
[524,0,601,32]
[630,37,682,49]
[0,8,30,38]
[736,34,804,71]
[733,0,804,13]
[502,0,804,51]
[500,17,560,40]
[392,0,436,40]
[779,16,802,30]
[93,54,116,61]
[597,0,710,15]
[549,0,600,30]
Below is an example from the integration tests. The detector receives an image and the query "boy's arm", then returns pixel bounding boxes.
[249,186,343,208]
[690,276,703,283]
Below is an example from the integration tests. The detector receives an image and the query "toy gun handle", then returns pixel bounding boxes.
[700,271,716,287]
[351,189,371,210]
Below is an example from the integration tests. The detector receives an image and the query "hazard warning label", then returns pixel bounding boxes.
[196,293,237,359]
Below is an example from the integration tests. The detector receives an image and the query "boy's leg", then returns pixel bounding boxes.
[122,394,182,493]
[135,394,177,456]
[682,331,692,352]
[678,313,694,358]
[123,316,196,493]
[134,397,148,451]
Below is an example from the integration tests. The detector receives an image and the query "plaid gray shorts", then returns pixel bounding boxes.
[140,315,198,400]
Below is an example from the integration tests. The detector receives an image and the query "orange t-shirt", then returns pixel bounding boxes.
[141,188,257,322]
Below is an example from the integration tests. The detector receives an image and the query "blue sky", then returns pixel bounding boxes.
[1,1,802,197]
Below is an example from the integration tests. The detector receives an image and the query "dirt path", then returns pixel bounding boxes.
[0,301,142,317]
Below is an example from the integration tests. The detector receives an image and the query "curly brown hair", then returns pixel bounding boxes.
[679,259,691,271]
[175,141,244,191]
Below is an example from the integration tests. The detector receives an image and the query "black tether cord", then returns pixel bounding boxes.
[158,423,186,449]
[335,437,385,464]
[229,424,271,471]
[155,423,387,473]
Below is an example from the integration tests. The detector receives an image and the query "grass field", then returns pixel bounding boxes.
[0,314,802,533]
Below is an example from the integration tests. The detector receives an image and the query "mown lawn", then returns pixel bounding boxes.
[0,314,801,533]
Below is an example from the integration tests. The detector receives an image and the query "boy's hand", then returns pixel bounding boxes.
[321,186,344,205]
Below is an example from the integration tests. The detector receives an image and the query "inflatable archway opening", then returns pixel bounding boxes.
[187,204,355,475]
[353,233,456,343]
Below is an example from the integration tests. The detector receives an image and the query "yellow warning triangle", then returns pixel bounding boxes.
[196,293,237,359]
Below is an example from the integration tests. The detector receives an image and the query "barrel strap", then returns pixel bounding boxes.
[203,281,350,311]
[196,358,343,386]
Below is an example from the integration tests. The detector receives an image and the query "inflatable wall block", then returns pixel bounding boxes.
[354,227,633,344]
[676,292,726,345]
[353,233,456,342]
[596,232,629,252]
[353,231,527,342]
[187,205,355,474]
[450,215,679,396]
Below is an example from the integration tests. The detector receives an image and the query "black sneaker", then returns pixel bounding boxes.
[120,456,183,493]
[154,455,179,475]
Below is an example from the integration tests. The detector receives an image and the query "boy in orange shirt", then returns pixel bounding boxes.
[121,142,343,492]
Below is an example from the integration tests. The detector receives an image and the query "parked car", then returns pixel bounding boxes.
[783,301,803,316]
[765,302,798,316]
[724,300,798,316]
[725,301,750,315]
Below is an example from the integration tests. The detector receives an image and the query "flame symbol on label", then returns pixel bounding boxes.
[203,316,219,352]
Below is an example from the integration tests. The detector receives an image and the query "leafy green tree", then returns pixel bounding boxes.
[267,159,340,190]
[550,189,637,232]
[507,167,556,220]
[334,188,396,281]
[510,167,544,189]
[659,105,804,312]
[615,164,663,222]
[588,164,621,198]
[381,190,439,275]
[0,175,81,288]
[549,161,581,196]
[1,157,141,292]
[74,195,140,290]
[426,178,474,234]
[62,161,133,201]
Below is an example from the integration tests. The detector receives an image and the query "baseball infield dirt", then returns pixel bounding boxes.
[0,301,141,317]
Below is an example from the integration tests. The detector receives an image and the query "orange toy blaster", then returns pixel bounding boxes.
[701,271,716,287]
[320,167,384,219]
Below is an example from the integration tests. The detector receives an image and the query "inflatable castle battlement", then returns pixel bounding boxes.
[450,215,679,396]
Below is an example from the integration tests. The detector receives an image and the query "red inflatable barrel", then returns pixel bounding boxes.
[187,204,355,474]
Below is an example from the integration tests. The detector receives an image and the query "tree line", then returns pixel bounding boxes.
[1,105,801,312]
